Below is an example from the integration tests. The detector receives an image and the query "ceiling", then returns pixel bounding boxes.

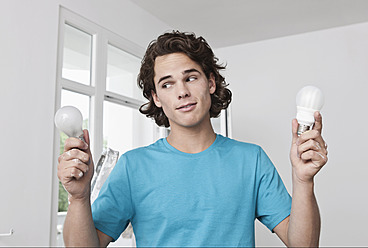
[131,0,368,48]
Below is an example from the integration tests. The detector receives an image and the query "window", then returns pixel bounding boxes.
[54,8,157,246]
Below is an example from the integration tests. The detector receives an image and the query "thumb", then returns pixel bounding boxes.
[291,118,299,144]
[83,129,94,166]
[83,129,91,149]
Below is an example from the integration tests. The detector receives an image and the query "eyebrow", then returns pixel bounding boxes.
[183,68,201,75]
[157,75,172,85]
[157,68,201,85]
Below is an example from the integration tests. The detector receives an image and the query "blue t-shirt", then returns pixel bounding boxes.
[92,134,291,247]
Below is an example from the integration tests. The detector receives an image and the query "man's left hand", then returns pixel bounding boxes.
[290,111,328,183]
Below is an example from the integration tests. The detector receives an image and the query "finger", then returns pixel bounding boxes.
[297,130,316,145]
[312,111,323,133]
[83,129,91,150]
[58,164,85,182]
[64,137,88,153]
[297,139,326,156]
[59,159,89,174]
[81,129,93,159]
[291,118,299,144]
[82,129,93,165]
[298,130,325,146]
[300,150,328,167]
[60,149,90,164]
[69,167,85,180]
[297,130,327,158]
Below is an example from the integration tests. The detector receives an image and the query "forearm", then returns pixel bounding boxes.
[287,172,321,247]
[63,197,100,247]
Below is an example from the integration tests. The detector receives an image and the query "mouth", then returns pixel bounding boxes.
[176,103,197,110]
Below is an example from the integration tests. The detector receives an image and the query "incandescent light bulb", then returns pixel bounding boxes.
[54,106,85,140]
[296,85,324,135]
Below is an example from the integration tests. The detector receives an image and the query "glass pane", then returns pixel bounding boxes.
[62,24,92,85]
[103,101,155,156]
[211,109,227,136]
[211,117,222,135]
[58,90,90,212]
[106,44,142,100]
[61,90,90,130]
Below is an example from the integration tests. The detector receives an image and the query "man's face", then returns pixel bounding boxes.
[152,53,216,130]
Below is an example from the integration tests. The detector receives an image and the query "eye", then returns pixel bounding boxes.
[187,76,197,82]
[162,82,173,89]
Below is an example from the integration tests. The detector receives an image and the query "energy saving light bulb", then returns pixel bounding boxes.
[296,85,324,135]
[54,106,85,140]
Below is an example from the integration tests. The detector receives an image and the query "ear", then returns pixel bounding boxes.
[151,90,162,108]
[208,74,216,94]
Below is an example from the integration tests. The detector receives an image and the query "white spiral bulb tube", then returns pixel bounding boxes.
[296,85,324,135]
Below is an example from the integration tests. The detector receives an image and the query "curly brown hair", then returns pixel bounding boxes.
[138,31,232,127]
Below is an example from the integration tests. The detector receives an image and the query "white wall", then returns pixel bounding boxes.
[2,0,367,246]
[216,22,368,246]
[0,0,170,246]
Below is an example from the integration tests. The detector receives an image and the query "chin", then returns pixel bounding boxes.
[172,116,209,129]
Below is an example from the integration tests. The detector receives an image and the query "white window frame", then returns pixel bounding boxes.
[55,8,147,160]
[51,7,149,246]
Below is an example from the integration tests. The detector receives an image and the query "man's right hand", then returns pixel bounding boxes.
[57,129,94,201]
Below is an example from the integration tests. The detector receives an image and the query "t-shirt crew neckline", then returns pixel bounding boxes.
[162,133,223,158]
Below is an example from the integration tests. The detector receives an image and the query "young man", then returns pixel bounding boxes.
[58,31,328,247]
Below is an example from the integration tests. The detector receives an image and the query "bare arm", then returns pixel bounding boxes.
[58,130,112,247]
[288,178,320,246]
[274,180,321,247]
[63,197,100,246]
[274,112,327,246]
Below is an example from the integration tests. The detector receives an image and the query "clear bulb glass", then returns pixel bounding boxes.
[54,106,84,140]
[296,85,324,135]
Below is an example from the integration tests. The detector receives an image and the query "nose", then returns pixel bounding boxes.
[177,82,190,100]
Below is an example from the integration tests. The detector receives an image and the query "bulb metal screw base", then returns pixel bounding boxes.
[78,133,86,142]
[297,124,310,136]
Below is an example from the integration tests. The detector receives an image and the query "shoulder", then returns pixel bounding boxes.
[217,135,276,170]
[116,138,167,168]
[217,134,263,155]
[123,138,165,157]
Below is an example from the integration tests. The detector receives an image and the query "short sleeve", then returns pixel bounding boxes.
[91,155,134,241]
[255,147,292,232]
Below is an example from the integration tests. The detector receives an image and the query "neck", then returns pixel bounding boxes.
[166,119,216,154]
